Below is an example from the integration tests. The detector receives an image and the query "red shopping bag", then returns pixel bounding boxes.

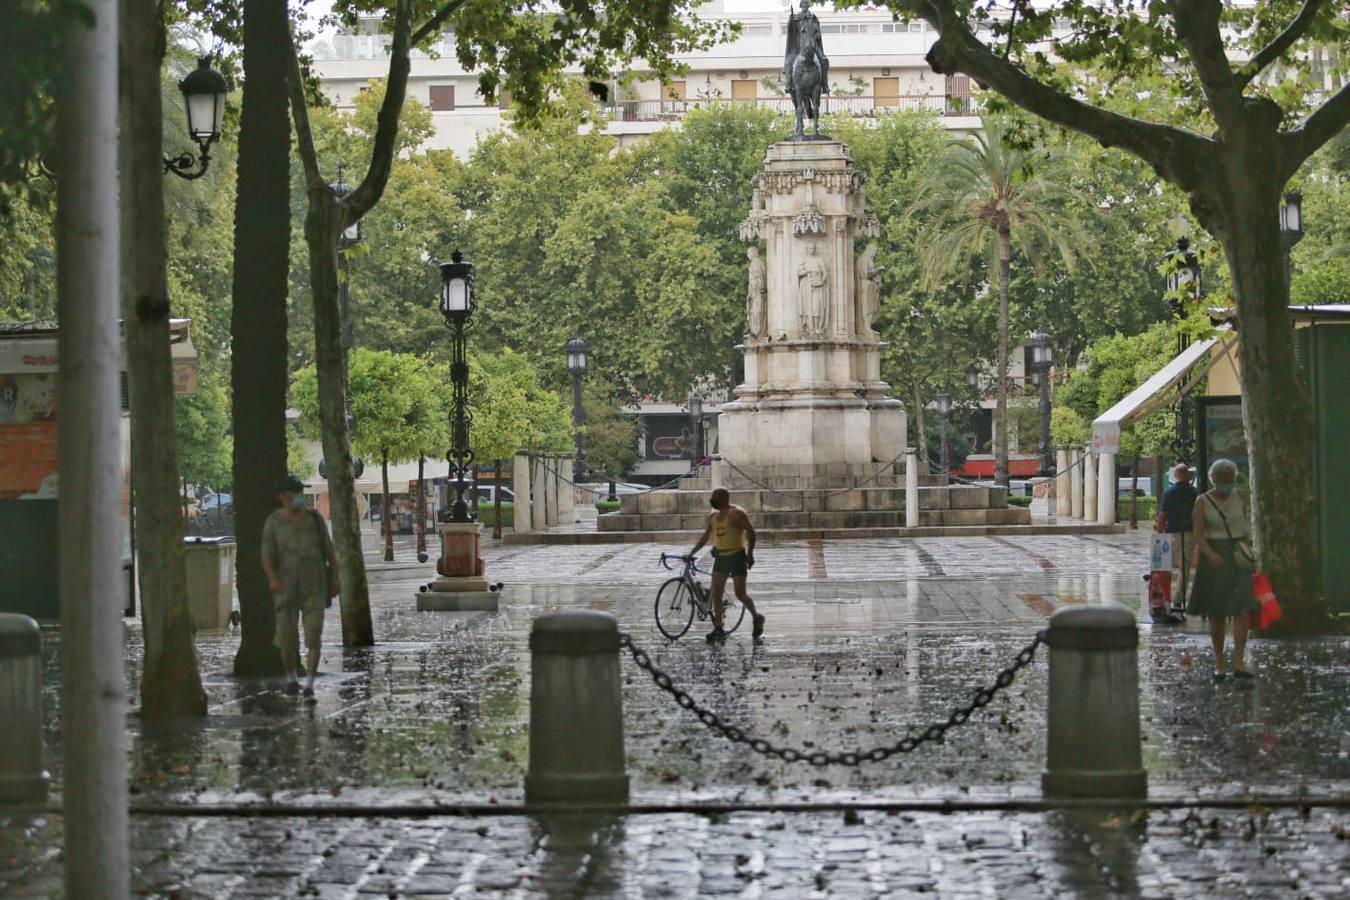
[1252,572,1282,629]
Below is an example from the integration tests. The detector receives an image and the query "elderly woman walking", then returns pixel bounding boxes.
[1188,458,1259,682]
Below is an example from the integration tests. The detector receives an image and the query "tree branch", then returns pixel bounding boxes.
[411,0,467,48]
[907,0,1214,192]
[346,0,414,222]
[1166,0,1241,129]
[287,38,325,193]
[1237,0,1326,88]
[1281,79,1350,178]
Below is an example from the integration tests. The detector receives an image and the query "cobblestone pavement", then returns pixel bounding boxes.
[5,532,1349,897]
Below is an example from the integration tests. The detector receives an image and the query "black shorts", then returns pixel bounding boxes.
[711,549,748,578]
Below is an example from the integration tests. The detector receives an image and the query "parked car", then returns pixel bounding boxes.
[199,491,233,511]
[475,485,515,504]
[1117,477,1154,498]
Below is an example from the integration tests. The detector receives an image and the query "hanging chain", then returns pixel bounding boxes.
[617,630,1045,767]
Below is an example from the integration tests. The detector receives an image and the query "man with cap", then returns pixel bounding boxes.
[262,475,337,701]
[1154,462,1197,624]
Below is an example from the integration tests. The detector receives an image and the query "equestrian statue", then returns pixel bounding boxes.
[784,0,830,140]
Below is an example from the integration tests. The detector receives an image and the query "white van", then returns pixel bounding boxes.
[475,485,515,504]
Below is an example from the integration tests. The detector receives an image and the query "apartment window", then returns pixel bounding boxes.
[909,21,924,32]
[742,24,772,36]
[731,79,757,101]
[664,80,687,100]
[821,24,841,33]
[429,85,455,111]
[874,77,900,107]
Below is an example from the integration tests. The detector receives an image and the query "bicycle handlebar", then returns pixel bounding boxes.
[659,552,697,571]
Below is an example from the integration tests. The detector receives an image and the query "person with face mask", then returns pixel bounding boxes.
[261,475,338,700]
[1188,458,1259,682]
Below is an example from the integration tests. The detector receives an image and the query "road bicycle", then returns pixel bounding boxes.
[654,553,746,640]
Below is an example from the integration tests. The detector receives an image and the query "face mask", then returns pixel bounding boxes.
[289,494,307,510]
[1214,483,1234,498]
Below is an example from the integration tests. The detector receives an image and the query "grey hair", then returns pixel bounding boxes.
[1208,458,1239,483]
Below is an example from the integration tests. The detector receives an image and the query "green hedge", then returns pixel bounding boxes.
[475,502,513,528]
[595,500,622,513]
[1007,495,1033,508]
[1117,496,1157,524]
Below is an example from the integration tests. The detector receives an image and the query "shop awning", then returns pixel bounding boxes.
[1092,333,1237,453]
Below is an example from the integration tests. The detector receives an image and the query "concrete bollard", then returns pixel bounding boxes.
[1042,605,1147,799]
[905,448,919,528]
[525,610,629,805]
[0,614,49,802]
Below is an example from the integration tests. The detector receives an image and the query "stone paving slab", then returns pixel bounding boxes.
[3,807,1347,897]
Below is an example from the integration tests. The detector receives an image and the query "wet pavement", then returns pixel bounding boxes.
[4,532,1348,897]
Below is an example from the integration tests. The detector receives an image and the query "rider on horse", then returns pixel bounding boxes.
[784,0,831,139]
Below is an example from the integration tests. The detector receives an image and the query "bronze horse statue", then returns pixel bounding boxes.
[785,4,829,139]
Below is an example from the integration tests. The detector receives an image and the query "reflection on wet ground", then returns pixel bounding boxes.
[5,535,1349,896]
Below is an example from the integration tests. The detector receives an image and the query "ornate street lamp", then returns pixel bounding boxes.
[440,250,476,523]
[1026,331,1054,476]
[164,57,228,180]
[934,390,952,474]
[565,335,588,481]
[1280,191,1304,295]
[1163,238,1202,462]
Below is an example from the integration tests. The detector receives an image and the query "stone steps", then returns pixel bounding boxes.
[599,505,1030,533]
[504,521,1126,545]
[618,484,1010,517]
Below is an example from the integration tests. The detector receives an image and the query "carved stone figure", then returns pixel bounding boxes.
[746,246,767,338]
[856,242,882,336]
[797,242,828,337]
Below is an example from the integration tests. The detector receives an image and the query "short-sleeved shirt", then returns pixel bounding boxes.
[1160,482,1198,533]
[262,508,333,611]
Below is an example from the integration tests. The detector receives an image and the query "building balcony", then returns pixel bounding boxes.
[600,93,977,123]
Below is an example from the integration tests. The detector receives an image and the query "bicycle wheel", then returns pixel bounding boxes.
[721,589,748,635]
[654,577,695,640]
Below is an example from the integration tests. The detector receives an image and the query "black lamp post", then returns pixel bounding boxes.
[164,57,227,180]
[1163,237,1202,462]
[1026,331,1054,476]
[566,335,588,481]
[934,390,952,474]
[1279,191,1303,295]
[439,250,476,523]
[689,395,705,465]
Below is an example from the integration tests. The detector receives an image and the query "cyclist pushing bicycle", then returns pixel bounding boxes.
[689,487,765,642]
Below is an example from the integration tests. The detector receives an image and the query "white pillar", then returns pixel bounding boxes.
[531,454,548,531]
[513,453,533,535]
[557,455,576,523]
[57,0,129,888]
[1084,450,1098,523]
[1070,447,1085,520]
[710,456,726,491]
[1098,451,1117,526]
[1055,448,1071,518]
[545,456,561,527]
[905,448,920,528]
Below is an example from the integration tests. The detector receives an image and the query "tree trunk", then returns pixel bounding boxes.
[995,226,1012,488]
[415,454,426,556]
[1215,183,1324,631]
[120,0,205,717]
[304,191,375,646]
[382,449,393,562]
[230,0,291,678]
[493,458,503,540]
[911,379,929,466]
[57,0,129,888]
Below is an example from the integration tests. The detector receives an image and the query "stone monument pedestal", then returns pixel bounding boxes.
[417,521,499,611]
[719,139,905,483]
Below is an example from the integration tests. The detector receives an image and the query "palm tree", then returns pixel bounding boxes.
[910,117,1092,487]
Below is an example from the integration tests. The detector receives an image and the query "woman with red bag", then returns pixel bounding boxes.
[1188,458,1259,682]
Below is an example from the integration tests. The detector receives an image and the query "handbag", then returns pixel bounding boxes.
[1209,491,1277,622]
[310,510,339,606]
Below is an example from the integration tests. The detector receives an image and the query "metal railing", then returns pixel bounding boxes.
[601,94,976,122]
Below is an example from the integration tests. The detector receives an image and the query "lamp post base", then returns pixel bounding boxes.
[418,522,500,611]
[417,590,499,611]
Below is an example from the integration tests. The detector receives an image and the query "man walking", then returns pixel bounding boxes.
[262,475,338,701]
[690,487,765,642]
[1154,462,1197,624]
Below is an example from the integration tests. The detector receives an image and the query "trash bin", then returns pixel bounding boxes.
[183,537,236,630]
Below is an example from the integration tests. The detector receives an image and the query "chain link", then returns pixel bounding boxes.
[618,629,1045,767]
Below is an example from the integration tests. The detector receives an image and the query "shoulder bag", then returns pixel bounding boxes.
[1209,491,1281,627]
